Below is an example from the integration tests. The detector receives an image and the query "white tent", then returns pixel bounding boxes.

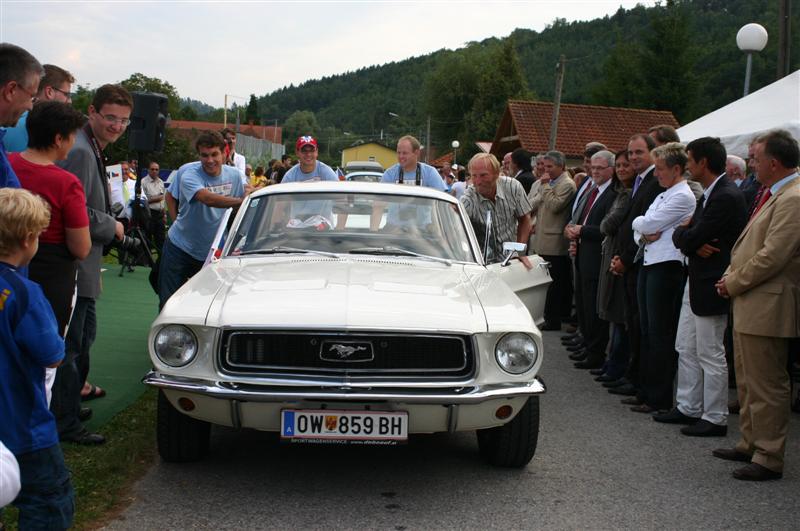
[677,69,800,157]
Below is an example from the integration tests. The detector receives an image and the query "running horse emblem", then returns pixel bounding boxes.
[328,344,368,359]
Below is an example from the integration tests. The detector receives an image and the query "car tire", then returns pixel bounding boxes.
[476,396,539,468]
[157,390,210,462]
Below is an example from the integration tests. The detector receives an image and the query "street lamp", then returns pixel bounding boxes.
[451,140,460,167]
[223,93,247,129]
[736,23,769,97]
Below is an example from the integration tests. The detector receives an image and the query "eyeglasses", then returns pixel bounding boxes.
[590,165,612,171]
[51,87,74,101]
[100,114,131,126]
[15,83,37,103]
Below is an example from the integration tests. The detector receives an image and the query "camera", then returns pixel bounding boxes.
[115,233,145,252]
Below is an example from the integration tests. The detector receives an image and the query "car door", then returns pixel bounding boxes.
[486,255,552,325]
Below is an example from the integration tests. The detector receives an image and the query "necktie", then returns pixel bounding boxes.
[580,186,599,224]
[632,174,643,196]
[749,188,772,219]
[122,180,130,204]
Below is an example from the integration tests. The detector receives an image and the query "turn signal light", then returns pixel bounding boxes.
[178,397,196,411]
[495,405,513,420]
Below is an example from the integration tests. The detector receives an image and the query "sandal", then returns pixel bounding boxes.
[81,384,106,401]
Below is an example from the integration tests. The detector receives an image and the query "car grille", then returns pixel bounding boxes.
[220,331,474,379]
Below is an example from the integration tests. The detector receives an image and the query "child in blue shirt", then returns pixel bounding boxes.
[0,188,74,528]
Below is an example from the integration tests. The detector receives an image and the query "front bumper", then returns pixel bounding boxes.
[144,371,546,433]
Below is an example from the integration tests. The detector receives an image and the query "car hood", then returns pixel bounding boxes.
[195,256,490,333]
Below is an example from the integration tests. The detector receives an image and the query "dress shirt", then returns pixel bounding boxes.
[571,177,593,216]
[770,171,799,195]
[632,180,696,265]
[579,178,612,224]
[703,173,725,202]
[632,164,655,197]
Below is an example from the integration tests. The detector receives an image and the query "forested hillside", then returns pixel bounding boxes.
[249,0,797,158]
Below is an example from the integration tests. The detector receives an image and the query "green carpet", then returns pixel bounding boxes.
[83,265,158,430]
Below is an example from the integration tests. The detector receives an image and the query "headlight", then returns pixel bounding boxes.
[154,325,198,367]
[495,333,538,374]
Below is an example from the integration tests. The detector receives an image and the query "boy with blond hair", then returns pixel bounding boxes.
[0,188,74,528]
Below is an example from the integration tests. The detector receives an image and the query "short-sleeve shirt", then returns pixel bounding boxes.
[141,175,166,211]
[11,153,90,244]
[0,262,65,455]
[281,160,339,222]
[460,176,532,263]
[380,163,446,226]
[168,162,245,261]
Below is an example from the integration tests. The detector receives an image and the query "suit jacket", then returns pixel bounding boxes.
[725,175,800,337]
[57,128,118,299]
[617,168,664,268]
[515,170,535,195]
[576,183,618,280]
[530,172,576,256]
[739,173,761,211]
[672,175,747,316]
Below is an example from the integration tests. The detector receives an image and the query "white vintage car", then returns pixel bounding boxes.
[145,182,551,467]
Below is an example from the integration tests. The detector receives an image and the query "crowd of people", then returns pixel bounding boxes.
[485,127,799,484]
[1,39,800,529]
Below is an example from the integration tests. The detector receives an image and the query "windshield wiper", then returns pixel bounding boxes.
[239,246,339,258]
[348,246,452,266]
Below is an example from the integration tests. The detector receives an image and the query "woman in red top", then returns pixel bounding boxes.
[10,101,91,336]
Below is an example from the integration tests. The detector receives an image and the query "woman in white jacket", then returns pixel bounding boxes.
[630,142,697,413]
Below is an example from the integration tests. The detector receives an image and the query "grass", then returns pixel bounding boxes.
[2,388,158,530]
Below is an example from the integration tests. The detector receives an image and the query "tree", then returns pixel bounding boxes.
[283,110,319,149]
[246,94,258,124]
[119,73,182,118]
[468,37,532,141]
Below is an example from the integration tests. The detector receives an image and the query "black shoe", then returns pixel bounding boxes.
[561,333,580,341]
[566,344,585,352]
[630,404,658,413]
[712,448,751,462]
[589,368,605,376]
[608,384,637,396]
[652,407,699,425]
[728,399,740,415]
[681,420,727,437]
[540,321,561,331]
[575,359,604,370]
[78,407,93,422]
[732,463,782,481]
[595,374,618,382]
[61,429,105,446]
[568,351,587,361]
[620,397,643,405]
[562,337,583,346]
[602,378,627,388]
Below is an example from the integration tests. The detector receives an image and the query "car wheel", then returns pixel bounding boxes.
[476,396,539,468]
[157,390,210,462]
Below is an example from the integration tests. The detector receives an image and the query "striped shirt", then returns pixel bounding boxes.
[460,176,532,263]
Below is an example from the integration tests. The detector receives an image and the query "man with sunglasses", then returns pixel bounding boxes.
[51,84,132,446]
[2,64,74,153]
[0,43,43,188]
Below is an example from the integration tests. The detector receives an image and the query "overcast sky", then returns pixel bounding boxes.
[2,0,657,107]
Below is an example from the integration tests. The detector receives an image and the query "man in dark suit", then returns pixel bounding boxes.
[655,137,747,435]
[565,150,618,369]
[510,147,535,195]
[738,141,762,211]
[607,134,664,398]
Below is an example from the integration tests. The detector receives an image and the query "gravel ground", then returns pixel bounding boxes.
[106,329,799,530]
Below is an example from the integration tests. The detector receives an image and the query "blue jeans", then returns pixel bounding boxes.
[604,323,629,379]
[637,261,685,409]
[158,237,203,310]
[51,296,95,439]
[12,444,74,529]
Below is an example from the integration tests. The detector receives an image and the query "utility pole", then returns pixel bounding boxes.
[777,0,792,79]
[548,54,566,151]
[426,115,431,163]
[223,94,228,128]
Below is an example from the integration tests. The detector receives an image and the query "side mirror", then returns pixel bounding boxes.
[501,241,527,267]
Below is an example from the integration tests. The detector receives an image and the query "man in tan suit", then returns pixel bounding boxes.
[713,129,800,481]
[530,150,576,330]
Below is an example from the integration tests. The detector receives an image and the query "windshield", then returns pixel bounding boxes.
[227,191,476,263]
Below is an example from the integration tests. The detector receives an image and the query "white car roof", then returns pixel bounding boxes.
[252,181,458,203]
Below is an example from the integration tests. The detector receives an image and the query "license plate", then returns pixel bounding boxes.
[281,409,408,445]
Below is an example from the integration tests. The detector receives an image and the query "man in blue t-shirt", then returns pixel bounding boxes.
[372,135,446,230]
[280,135,338,226]
[0,188,74,529]
[158,131,247,308]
